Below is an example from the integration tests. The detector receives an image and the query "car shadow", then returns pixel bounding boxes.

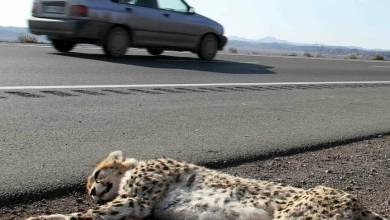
[53,52,275,75]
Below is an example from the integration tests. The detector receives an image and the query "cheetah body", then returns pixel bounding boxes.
[27,151,387,220]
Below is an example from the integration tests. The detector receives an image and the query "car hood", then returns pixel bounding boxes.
[193,13,224,35]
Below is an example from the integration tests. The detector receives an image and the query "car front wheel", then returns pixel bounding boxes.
[147,49,164,56]
[52,40,76,53]
[103,27,129,58]
[197,34,218,60]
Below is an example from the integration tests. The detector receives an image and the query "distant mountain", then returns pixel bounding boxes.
[257,37,289,44]
[229,36,289,44]
[0,27,28,41]
[227,36,390,60]
[0,26,47,42]
[0,26,388,60]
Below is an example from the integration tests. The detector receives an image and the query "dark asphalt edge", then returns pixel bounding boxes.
[1,131,389,207]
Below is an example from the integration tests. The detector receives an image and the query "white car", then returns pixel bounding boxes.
[29,0,228,60]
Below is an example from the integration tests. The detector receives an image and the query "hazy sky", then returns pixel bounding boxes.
[1,0,389,49]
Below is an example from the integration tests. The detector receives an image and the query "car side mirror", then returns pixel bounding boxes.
[188,7,195,14]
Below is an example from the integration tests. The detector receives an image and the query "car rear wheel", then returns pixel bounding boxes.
[52,40,76,53]
[197,34,218,60]
[147,49,164,56]
[103,27,129,58]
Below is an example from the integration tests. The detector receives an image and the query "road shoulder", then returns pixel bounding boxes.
[1,135,389,219]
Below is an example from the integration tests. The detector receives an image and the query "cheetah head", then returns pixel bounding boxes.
[87,150,138,202]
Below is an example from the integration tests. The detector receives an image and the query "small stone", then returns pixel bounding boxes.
[76,198,84,204]
[325,169,333,174]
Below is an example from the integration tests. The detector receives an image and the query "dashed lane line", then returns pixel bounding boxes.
[0,81,390,91]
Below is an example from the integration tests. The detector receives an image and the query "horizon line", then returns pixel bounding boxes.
[1,25,390,51]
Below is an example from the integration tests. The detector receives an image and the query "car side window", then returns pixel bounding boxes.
[157,0,188,13]
[115,0,157,8]
[134,0,158,8]
[115,0,136,4]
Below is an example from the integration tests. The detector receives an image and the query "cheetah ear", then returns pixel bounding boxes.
[123,158,138,169]
[108,150,124,160]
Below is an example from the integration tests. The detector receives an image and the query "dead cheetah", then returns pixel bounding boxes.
[27,151,387,220]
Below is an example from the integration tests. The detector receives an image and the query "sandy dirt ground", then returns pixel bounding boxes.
[1,136,389,219]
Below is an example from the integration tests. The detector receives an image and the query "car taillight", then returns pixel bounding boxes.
[32,2,39,14]
[70,5,88,17]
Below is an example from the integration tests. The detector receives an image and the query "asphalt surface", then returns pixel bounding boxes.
[1,44,390,205]
[1,44,390,86]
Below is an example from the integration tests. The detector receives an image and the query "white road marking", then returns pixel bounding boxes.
[0,81,389,90]
[0,43,102,50]
[0,42,51,48]
[372,65,390,68]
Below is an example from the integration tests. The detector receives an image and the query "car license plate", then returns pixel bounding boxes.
[44,5,65,14]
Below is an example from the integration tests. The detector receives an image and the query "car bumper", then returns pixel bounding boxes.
[28,17,110,41]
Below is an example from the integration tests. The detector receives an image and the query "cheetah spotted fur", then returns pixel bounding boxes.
[27,151,387,220]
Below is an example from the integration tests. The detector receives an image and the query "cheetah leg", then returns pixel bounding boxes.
[26,196,151,220]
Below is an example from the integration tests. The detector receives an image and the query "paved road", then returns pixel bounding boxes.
[1,44,390,86]
[1,44,390,204]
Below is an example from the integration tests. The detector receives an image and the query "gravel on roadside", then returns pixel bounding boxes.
[1,135,389,219]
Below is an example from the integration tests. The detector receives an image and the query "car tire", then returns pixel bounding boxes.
[103,27,129,58]
[147,49,164,56]
[52,40,76,53]
[197,34,218,60]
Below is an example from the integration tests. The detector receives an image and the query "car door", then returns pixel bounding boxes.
[155,0,204,49]
[114,0,166,46]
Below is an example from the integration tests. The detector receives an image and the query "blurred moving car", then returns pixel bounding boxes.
[28,0,227,60]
